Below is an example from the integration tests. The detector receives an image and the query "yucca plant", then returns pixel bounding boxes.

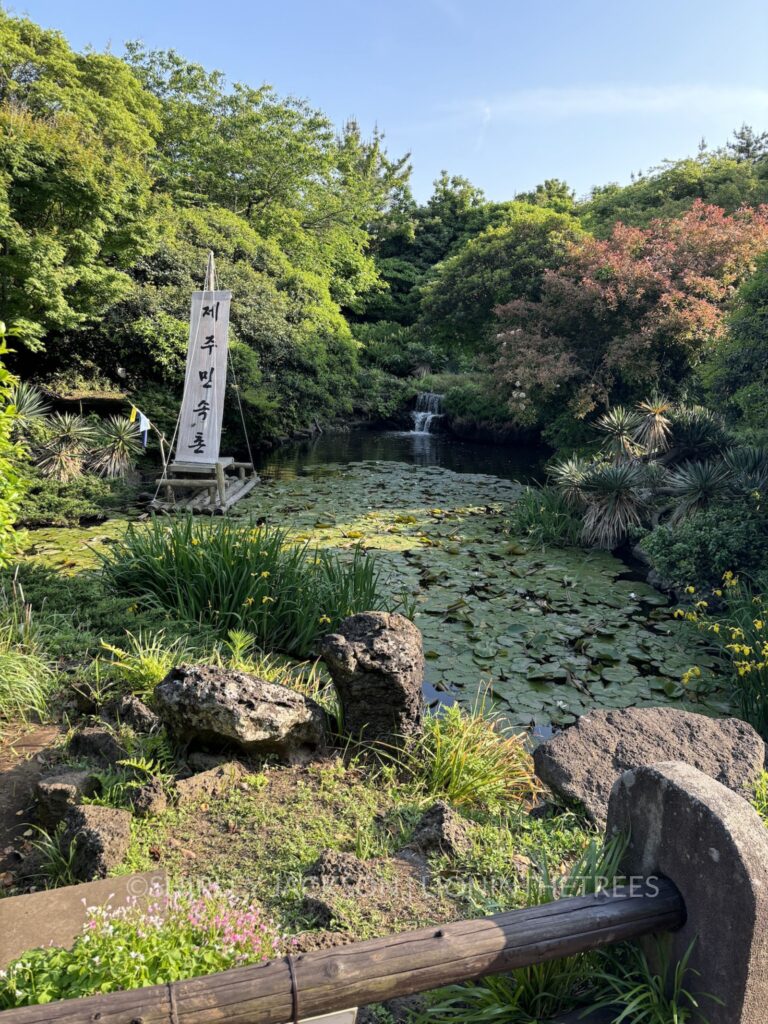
[548,455,591,509]
[668,405,731,462]
[36,413,97,482]
[9,381,50,438]
[581,462,647,549]
[664,459,732,522]
[89,416,142,478]
[596,406,644,460]
[724,445,768,493]
[634,393,672,454]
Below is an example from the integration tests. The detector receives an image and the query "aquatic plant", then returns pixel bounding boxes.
[100,516,386,657]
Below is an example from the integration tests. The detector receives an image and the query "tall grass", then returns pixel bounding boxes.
[508,486,582,547]
[399,699,540,811]
[0,584,55,730]
[100,516,387,657]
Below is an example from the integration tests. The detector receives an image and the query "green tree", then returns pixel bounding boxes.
[0,12,160,357]
[702,252,768,440]
[417,204,585,353]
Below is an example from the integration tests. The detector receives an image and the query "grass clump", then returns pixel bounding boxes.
[100,516,387,657]
[507,485,582,547]
[400,701,540,811]
[0,587,55,731]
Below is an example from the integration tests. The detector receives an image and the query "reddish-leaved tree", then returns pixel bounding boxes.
[493,200,768,423]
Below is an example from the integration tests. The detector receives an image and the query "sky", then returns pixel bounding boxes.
[9,0,768,202]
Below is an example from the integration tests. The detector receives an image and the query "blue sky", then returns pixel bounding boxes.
[9,0,768,202]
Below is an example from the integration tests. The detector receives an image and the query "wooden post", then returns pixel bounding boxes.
[214,461,227,506]
[0,882,683,1024]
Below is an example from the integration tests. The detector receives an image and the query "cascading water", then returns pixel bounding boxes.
[411,391,444,434]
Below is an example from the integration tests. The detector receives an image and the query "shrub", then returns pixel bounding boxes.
[100,516,387,657]
[641,497,768,589]
[15,471,135,527]
[0,884,292,1008]
[400,700,539,811]
[507,486,581,547]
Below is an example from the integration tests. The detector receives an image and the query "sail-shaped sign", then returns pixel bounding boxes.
[175,286,231,464]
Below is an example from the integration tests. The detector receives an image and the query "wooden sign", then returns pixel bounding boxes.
[175,288,231,464]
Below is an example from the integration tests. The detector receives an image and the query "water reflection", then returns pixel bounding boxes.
[254,428,546,483]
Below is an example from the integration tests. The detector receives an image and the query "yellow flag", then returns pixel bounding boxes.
[129,406,138,423]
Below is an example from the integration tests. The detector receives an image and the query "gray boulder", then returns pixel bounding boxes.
[103,695,160,734]
[154,665,325,761]
[67,726,128,766]
[321,612,424,745]
[175,761,248,808]
[408,800,470,857]
[35,770,101,829]
[129,777,168,818]
[62,805,132,881]
[533,706,766,825]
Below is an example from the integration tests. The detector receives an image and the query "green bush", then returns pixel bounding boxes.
[100,516,387,657]
[0,590,54,731]
[15,471,136,527]
[641,497,768,588]
[0,884,291,1007]
[508,486,582,547]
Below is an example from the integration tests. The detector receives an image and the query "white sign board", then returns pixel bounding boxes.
[175,290,231,464]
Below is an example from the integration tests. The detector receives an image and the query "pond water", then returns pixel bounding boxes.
[253,428,546,483]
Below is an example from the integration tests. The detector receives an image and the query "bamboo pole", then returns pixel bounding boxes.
[0,881,684,1024]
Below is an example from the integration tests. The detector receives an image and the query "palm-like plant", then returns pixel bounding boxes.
[581,462,647,548]
[548,455,590,509]
[664,459,733,522]
[9,382,50,439]
[668,405,731,461]
[89,416,141,478]
[724,445,768,493]
[36,413,97,482]
[634,393,672,454]
[596,406,644,460]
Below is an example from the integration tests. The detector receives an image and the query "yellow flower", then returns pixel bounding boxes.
[713,589,723,597]
[191,538,200,546]
[685,585,696,594]
[319,614,331,625]
[262,596,275,605]
[243,596,254,606]
[695,600,708,609]
[260,571,271,579]
[673,609,684,619]
[754,620,764,631]
[710,623,720,634]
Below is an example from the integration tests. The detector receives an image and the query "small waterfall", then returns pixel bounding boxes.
[411,392,444,434]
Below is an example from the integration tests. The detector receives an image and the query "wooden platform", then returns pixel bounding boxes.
[152,458,259,513]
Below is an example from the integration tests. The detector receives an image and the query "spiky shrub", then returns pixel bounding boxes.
[664,459,732,522]
[89,416,141,478]
[668,405,731,461]
[724,445,768,493]
[9,381,50,439]
[400,700,540,811]
[596,406,643,460]
[100,516,386,657]
[508,486,582,547]
[36,413,97,482]
[634,393,672,454]
[581,462,646,549]
[547,455,590,510]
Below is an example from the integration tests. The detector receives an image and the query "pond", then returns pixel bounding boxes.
[236,432,730,730]
[253,427,546,483]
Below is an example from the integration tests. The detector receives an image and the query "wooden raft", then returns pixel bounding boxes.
[152,456,259,513]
